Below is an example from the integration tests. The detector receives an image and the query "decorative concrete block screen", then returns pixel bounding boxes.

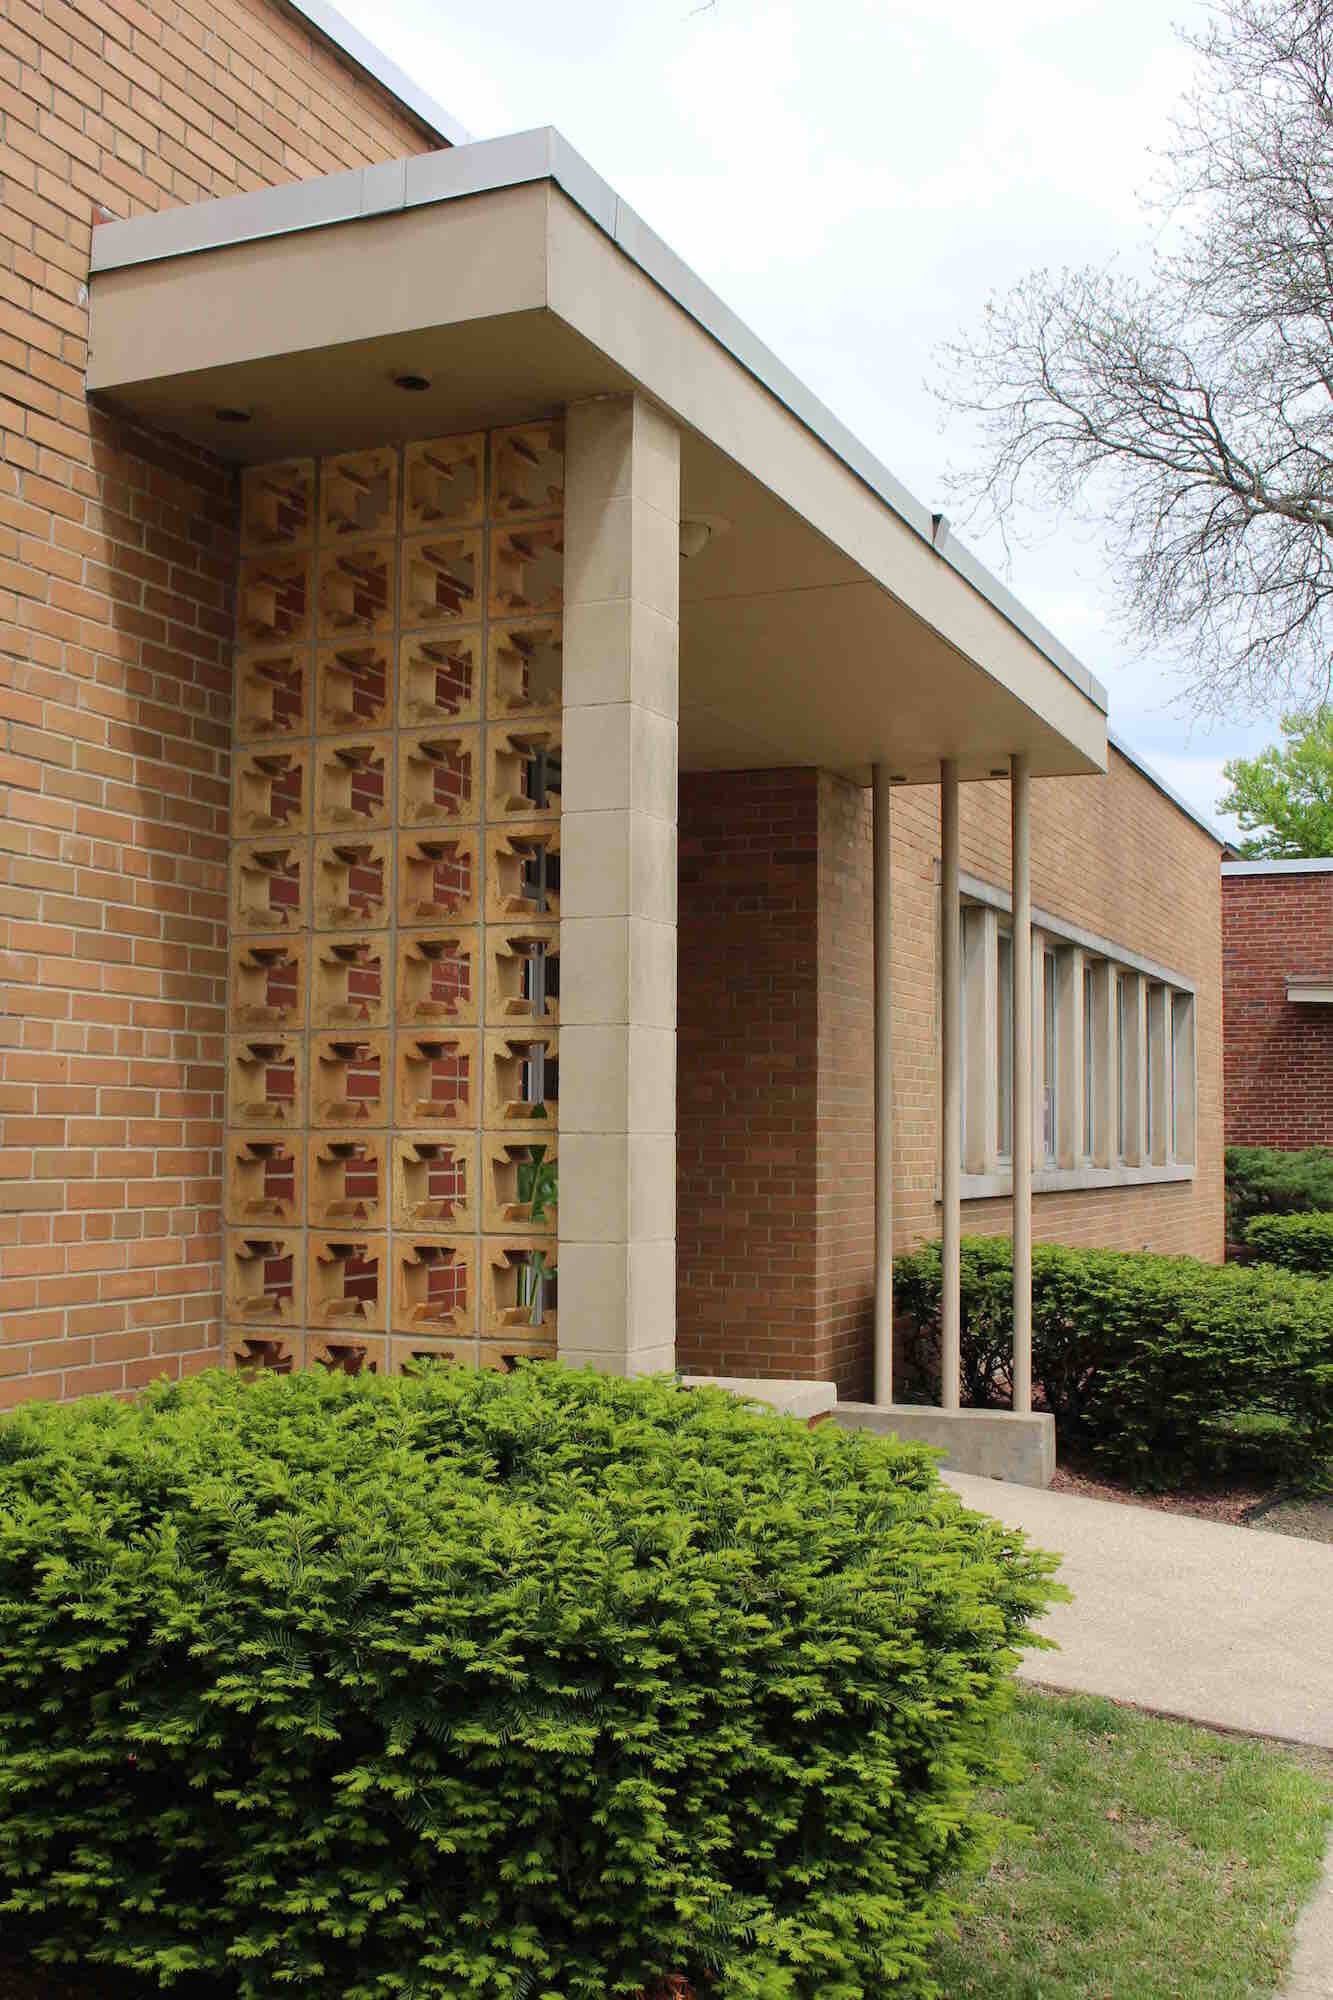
[225,429,563,1379]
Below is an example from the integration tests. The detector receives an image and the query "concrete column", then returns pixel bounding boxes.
[872,765,893,1404]
[1010,753,1033,1415]
[558,396,680,1375]
[939,759,961,1411]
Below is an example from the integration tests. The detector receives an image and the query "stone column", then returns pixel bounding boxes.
[557,396,680,1375]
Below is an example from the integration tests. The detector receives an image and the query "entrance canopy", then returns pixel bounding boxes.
[87,128,1108,786]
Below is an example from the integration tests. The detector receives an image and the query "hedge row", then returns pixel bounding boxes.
[0,1365,1058,2000]
[1245,1208,1333,1275]
[1225,1145,1333,1235]
[893,1236,1333,1485]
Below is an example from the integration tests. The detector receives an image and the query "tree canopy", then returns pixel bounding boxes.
[1220,709,1333,853]
[936,0,1333,721]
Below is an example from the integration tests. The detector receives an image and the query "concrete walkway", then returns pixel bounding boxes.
[945,1471,1333,1748]
[1284,1837,1333,2000]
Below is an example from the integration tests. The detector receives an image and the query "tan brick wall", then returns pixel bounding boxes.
[0,0,442,1408]
[888,746,1226,1262]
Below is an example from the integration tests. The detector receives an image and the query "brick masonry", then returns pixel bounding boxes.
[1222,869,1333,1148]
[0,0,442,1409]
[678,749,1226,1402]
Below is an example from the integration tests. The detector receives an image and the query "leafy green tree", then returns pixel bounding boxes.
[1220,710,1333,856]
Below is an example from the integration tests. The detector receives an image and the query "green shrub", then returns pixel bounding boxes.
[1245,1209,1333,1275]
[1225,1145,1333,1236]
[893,1237,1333,1486]
[0,1365,1058,2000]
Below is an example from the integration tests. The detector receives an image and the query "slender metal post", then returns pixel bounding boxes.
[872,764,894,1404]
[1011,752,1033,1412]
[940,759,962,1410]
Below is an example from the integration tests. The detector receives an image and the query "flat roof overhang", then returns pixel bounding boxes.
[87,129,1109,786]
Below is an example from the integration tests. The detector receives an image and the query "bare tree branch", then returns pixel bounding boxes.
[934,0,1333,719]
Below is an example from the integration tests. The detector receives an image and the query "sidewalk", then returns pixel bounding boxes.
[946,1470,1333,1747]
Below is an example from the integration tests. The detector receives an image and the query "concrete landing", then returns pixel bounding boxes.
[947,1471,1333,1748]
[680,1376,838,1423]
[835,1403,1055,1486]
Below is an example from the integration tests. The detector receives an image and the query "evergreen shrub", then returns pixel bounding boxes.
[893,1237,1333,1485]
[0,1365,1057,2000]
[1225,1145,1333,1236]
[1245,1208,1333,1275]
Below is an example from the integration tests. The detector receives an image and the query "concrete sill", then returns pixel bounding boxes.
[936,1162,1196,1203]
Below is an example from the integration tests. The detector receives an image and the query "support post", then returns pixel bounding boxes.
[1011,752,1033,1414]
[940,759,961,1411]
[872,764,893,1404]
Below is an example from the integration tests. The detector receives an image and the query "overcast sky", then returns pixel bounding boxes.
[332,0,1285,836]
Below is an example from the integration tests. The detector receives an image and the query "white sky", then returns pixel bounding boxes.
[333,0,1284,836]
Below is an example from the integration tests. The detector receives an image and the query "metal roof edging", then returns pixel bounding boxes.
[1107,727,1228,848]
[89,124,1110,720]
[282,0,471,148]
[1222,857,1333,875]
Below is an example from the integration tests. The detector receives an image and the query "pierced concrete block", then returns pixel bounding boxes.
[402,529,481,627]
[314,735,390,833]
[320,445,397,538]
[238,554,311,646]
[231,840,306,935]
[230,936,306,1031]
[309,1334,389,1376]
[483,1237,558,1341]
[235,645,309,743]
[488,521,563,619]
[310,1030,387,1127]
[484,1030,558,1128]
[224,1229,302,1328]
[490,421,564,522]
[308,1132,385,1228]
[404,432,484,531]
[232,744,308,837]
[397,927,478,1027]
[397,829,479,925]
[397,724,479,826]
[485,922,558,1026]
[241,459,314,552]
[392,1134,476,1232]
[224,1136,303,1227]
[317,539,395,638]
[393,1237,475,1336]
[479,1337,556,1371]
[228,1035,304,1130]
[394,1030,479,1129]
[485,821,560,923]
[227,1331,303,1375]
[307,1233,387,1334]
[486,719,561,821]
[314,834,390,931]
[398,630,482,727]
[483,1133,557,1235]
[487,618,562,720]
[391,1335,470,1374]
[316,639,393,735]
[312,935,388,1029]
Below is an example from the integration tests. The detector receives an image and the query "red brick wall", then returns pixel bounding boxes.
[1222,870,1333,1148]
[0,0,440,1409]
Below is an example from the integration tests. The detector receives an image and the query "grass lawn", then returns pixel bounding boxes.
[932,1689,1333,2000]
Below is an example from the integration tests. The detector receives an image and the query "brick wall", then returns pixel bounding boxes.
[1222,870,1333,1148]
[678,747,1226,1399]
[0,0,441,1409]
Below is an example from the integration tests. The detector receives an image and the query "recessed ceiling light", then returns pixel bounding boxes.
[990,767,1008,778]
[215,406,251,424]
[393,371,431,392]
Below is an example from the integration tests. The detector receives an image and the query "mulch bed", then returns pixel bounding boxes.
[1048,1451,1278,1525]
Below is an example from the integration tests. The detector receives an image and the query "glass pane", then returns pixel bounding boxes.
[1083,965,1095,1158]
[1116,975,1127,1160]
[996,932,1013,1159]
[1042,952,1057,1160]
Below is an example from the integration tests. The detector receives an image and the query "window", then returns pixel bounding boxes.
[1116,973,1128,1161]
[1082,962,1095,1159]
[996,929,1013,1159]
[1041,950,1058,1161]
[951,892,1196,1189]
